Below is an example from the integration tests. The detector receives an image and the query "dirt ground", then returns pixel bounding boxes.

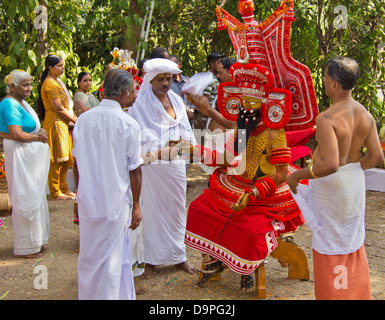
[0,164,384,300]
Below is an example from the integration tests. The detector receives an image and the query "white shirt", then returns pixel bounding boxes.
[73,99,143,221]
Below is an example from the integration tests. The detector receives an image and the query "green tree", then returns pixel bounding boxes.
[0,0,384,128]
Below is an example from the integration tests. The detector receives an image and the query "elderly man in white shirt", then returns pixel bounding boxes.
[127,58,196,279]
[73,69,143,300]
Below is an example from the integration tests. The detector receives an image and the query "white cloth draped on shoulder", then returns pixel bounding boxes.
[181,71,216,96]
[291,162,366,255]
[127,88,196,152]
[4,101,50,255]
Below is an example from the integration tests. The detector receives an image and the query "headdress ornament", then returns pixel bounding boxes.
[108,47,143,92]
[216,0,318,131]
[110,48,139,77]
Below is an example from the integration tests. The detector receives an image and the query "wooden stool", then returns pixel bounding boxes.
[254,235,310,299]
[254,261,266,299]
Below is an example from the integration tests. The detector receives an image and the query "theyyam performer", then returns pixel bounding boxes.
[127,58,196,278]
[184,0,319,294]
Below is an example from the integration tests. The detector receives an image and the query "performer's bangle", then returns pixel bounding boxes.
[251,186,259,198]
[309,165,319,179]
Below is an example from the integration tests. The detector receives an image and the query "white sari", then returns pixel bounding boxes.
[4,101,50,255]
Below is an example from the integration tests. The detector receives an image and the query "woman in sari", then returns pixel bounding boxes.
[0,69,50,258]
[73,72,100,117]
[37,54,77,200]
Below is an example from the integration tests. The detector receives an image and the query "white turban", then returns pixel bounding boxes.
[138,58,181,97]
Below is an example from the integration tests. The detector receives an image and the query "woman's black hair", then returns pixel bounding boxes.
[77,71,91,84]
[36,54,63,121]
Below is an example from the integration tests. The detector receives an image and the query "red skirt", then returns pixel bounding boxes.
[185,166,304,275]
[185,192,303,275]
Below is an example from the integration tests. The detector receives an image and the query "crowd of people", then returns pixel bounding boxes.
[0,46,384,300]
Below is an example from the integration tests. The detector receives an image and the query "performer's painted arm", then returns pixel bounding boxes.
[268,128,290,186]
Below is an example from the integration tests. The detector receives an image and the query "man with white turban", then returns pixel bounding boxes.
[127,58,196,278]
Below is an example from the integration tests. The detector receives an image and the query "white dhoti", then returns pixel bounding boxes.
[77,213,135,300]
[130,206,145,277]
[141,160,187,265]
[4,138,50,256]
[291,162,370,299]
[291,162,366,255]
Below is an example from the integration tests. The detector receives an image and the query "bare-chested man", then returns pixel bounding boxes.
[127,58,196,279]
[287,57,384,300]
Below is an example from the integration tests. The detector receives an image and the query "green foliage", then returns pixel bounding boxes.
[0,0,384,127]
[290,0,385,122]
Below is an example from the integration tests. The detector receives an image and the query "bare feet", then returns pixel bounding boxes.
[52,193,75,200]
[65,191,76,198]
[177,261,196,274]
[140,264,156,279]
[135,287,146,295]
[14,251,43,258]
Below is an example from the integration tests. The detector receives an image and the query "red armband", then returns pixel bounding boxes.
[252,176,278,199]
[270,147,291,165]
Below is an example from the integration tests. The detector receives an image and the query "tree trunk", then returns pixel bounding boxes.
[36,1,48,58]
[121,0,144,52]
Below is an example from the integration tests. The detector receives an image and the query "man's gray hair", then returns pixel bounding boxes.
[104,68,134,98]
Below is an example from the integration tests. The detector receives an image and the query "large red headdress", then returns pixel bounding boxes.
[216,0,318,131]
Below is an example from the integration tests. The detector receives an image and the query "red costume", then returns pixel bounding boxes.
[185,0,319,277]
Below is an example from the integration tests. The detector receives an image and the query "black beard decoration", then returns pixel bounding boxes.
[234,107,262,154]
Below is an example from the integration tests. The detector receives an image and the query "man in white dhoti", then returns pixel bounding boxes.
[0,70,50,258]
[127,58,196,279]
[73,69,143,300]
[287,57,384,300]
